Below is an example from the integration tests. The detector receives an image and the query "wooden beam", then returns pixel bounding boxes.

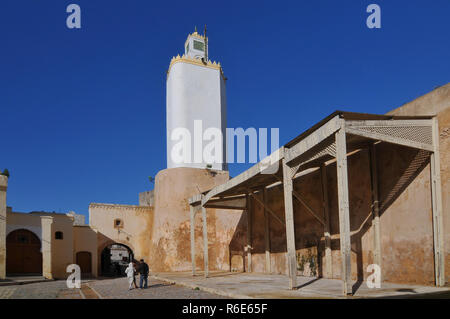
[271,174,324,225]
[282,156,297,290]
[248,191,285,226]
[345,119,433,127]
[204,204,247,210]
[292,191,325,226]
[335,122,352,296]
[190,205,197,276]
[320,163,332,279]
[369,144,382,272]
[246,194,252,273]
[201,202,209,278]
[263,188,271,273]
[285,115,341,164]
[430,117,445,287]
[202,147,285,205]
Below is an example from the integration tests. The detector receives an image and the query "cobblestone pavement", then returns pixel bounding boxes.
[0,280,69,299]
[0,277,227,299]
[88,277,228,299]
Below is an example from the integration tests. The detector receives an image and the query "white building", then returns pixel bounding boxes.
[166,29,227,170]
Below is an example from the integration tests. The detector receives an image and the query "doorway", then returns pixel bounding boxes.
[100,243,133,277]
[6,229,42,275]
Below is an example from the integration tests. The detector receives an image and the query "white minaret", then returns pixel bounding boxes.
[166,28,227,170]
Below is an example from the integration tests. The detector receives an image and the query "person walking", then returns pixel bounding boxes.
[132,261,139,289]
[125,262,135,290]
[138,259,149,289]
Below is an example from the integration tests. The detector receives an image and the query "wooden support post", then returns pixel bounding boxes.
[430,117,445,287]
[369,144,382,273]
[190,205,196,276]
[320,163,332,279]
[246,194,252,273]
[335,123,352,296]
[202,204,209,278]
[282,157,297,290]
[263,188,271,273]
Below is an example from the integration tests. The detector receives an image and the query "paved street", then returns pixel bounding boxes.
[0,280,69,299]
[88,277,228,299]
[0,277,227,299]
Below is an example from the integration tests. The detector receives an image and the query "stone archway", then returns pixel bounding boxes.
[100,243,134,277]
[6,229,42,275]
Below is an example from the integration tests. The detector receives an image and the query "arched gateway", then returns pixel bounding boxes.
[6,229,42,275]
[100,243,134,277]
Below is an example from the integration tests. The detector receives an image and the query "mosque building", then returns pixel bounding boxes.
[0,29,448,295]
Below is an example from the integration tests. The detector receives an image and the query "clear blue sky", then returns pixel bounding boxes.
[1,0,449,221]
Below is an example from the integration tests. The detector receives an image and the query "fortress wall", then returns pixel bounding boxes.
[387,83,450,283]
[148,167,234,272]
[89,203,153,274]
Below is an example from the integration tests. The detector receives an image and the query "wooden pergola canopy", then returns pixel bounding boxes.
[193,111,434,207]
[188,110,443,295]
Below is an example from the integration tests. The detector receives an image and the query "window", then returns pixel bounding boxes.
[55,231,63,240]
[114,218,123,229]
[193,40,204,51]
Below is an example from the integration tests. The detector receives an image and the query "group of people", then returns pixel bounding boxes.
[125,259,149,290]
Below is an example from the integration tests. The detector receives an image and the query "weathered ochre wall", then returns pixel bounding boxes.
[49,214,74,279]
[6,211,76,279]
[148,167,237,272]
[89,203,153,274]
[73,226,98,277]
[387,83,450,284]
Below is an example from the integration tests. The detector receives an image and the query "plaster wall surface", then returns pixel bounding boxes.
[149,167,235,272]
[139,190,154,207]
[166,62,227,170]
[73,226,98,277]
[6,212,75,279]
[387,83,450,284]
[48,214,74,279]
[89,203,153,274]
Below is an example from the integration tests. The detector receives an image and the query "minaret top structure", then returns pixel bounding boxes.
[168,26,225,81]
[166,27,227,171]
[184,26,208,60]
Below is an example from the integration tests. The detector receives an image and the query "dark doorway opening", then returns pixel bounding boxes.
[101,243,134,277]
[6,229,42,275]
[76,251,92,276]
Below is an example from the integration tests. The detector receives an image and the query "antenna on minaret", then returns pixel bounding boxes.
[204,24,208,62]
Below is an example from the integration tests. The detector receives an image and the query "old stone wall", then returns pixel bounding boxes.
[89,203,153,274]
[387,83,450,284]
[148,167,236,272]
[139,190,154,207]
[73,226,98,277]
